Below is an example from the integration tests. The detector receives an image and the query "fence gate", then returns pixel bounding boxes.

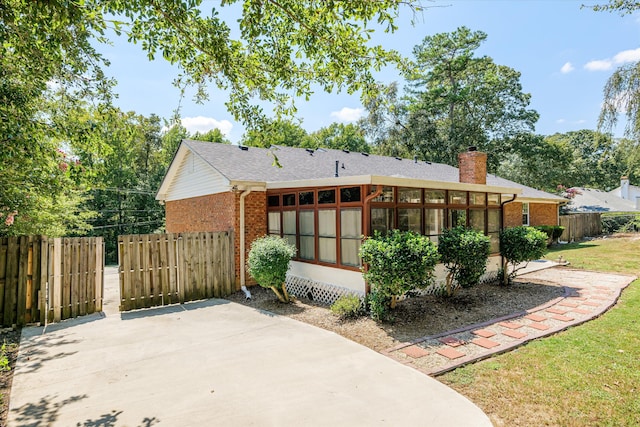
[118,231,235,312]
[0,236,104,327]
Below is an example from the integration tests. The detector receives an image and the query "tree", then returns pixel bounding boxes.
[191,128,231,144]
[241,119,310,148]
[405,27,539,170]
[358,82,409,157]
[305,123,371,153]
[497,130,624,192]
[2,0,418,234]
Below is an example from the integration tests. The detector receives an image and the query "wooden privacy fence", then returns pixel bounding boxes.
[0,236,104,327]
[560,213,602,242]
[118,231,235,311]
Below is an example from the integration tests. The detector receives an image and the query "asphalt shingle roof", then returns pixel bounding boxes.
[183,140,563,201]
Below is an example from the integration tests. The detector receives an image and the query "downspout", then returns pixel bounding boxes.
[500,193,518,285]
[362,185,384,294]
[239,187,257,299]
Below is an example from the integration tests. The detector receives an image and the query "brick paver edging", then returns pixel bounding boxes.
[381,268,637,377]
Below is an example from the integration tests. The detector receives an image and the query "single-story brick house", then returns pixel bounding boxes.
[156,140,564,300]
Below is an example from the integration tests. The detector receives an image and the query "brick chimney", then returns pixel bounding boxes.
[458,146,487,185]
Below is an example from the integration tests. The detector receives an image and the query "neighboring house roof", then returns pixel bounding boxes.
[608,184,640,200]
[565,187,640,213]
[157,140,564,203]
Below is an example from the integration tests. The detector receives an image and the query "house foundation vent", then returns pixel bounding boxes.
[285,274,364,306]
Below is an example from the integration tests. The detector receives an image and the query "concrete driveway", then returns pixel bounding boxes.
[8,268,491,426]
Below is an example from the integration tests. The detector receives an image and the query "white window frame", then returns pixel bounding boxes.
[522,202,530,226]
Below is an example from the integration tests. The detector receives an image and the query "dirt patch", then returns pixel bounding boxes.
[226,279,565,352]
[0,328,21,427]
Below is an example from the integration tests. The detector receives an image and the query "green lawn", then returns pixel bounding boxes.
[440,235,640,426]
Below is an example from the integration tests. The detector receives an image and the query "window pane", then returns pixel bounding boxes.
[425,190,445,204]
[341,239,361,267]
[469,209,485,232]
[319,237,337,263]
[341,208,362,267]
[522,203,529,225]
[449,191,467,205]
[318,209,336,237]
[487,193,500,206]
[399,187,421,203]
[398,208,421,233]
[372,186,394,202]
[341,209,362,238]
[283,234,297,248]
[299,236,315,260]
[371,208,394,234]
[318,189,336,204]
[268,212,281,235]
[299,210,314,235]
[267,195,280,207]
[425,209,445,244]
[488,209,501,233]
[283,194,296,206]
[299,191,314,205]
[340,186,361,203]
[469,192,486,206]
[283,211,296,234]
[449,209,467,227]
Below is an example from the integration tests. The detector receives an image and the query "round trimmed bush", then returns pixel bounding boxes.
[247,235,296,302]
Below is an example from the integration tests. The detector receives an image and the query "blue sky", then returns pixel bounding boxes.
[99,1,640,143]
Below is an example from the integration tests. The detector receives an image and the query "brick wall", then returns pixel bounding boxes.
[165,192,236,233]
[458,149,487,185]
[503,202,523,228]
[503,201,559,228]
[164,191,268,289]
[529,203,558,226]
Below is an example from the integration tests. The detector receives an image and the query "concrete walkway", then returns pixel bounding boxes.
[8,267,492,426]
[384,267,637,376]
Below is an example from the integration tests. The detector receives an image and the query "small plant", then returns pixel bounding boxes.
[330,294,363,319]
[500,226,548,285]
[0,342,10,372]
[366,288,393,322]
[438,227,490,296]
[247,235,296,303]
[360,230,439,320]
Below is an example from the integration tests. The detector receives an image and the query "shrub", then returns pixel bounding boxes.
[534,225,565,246]
[438,227,491,296]
[500,226,548,285]
[602,214,640,234]
[247,235,296,302]
[330,294,363,319]
[366,288,393,322]
[360,230,439,320]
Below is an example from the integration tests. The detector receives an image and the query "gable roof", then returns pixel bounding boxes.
[157,140,564,202]
[566,187,640,213]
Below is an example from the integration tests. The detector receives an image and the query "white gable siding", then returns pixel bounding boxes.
[165,151,229,201]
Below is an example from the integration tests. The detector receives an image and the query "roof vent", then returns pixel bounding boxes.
[414,155,418,163]
[341,162,345,169]
[395,157,402,161]
[467,146,477,152]
[305,148,314,155]
[361,152,369,157]
[342,149,350,154]
[425,161,432,165]
[238,145,249,151]
[335,160,339,178]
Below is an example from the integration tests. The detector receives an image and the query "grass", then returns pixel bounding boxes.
[440,234,640,426]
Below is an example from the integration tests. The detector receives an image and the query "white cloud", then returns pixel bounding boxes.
[181,116,233,136]
[560,62,575,74]
[613,47,640,64]
[556,119,566,124]
[575,119,587,124]
[584,48,640,72]
[330,107,364,122]
[584,59,613,71]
